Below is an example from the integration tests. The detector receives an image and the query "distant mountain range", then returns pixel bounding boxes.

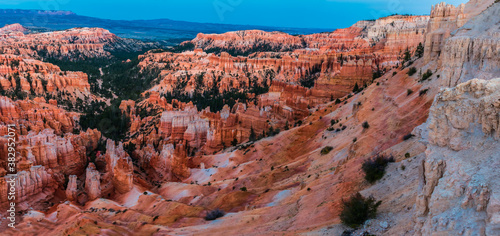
[0,9,334,44]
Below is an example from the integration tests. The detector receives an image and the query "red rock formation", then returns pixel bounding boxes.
[66,175,77,201]
[191,30,305,54]
[0,165,55,205]
[104,140,133,194]
[85,163,101,200]
[0,24,153,60]
[0,54,92,100]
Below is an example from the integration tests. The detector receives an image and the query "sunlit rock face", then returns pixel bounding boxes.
[104,140,134,194]
[85,163,101,200]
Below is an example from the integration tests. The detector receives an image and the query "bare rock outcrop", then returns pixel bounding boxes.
[414,78,500,235]
[85,163,101,200]
[65,175,77,201]
[423,0,495,64]
[104,140,133,194]
[440,2,500,86]
[0,165,55,205]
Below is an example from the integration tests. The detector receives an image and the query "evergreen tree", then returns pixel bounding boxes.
[403,47,412,62]
[231,138,238,146]
[249,126,257,142]
[352,82,359,93]
[415,43,424,58]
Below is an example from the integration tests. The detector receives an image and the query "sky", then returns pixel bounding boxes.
[0,0,469,29]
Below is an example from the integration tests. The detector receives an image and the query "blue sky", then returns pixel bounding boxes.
[0,0,469,29]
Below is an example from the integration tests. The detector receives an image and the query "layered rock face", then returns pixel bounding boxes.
[140,15,430,110]
[414,78,500,235]
[85,163,101,200]
[191,15,429,55]
[2,1,499,235]
[423,0,496,64]
[65,175,77,201]
[0,54,92,100]
[0,165,55,205]
[104,140,134,194]
[0,95,101,209]
[18,129,101,175]
[0,24,153,60]
[440,2,500,86]
[191,30,305,54]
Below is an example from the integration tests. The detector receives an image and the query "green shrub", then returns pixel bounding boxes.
[407,89,413,96]
[321,146,334,155]
[340,193,382,228]
[352,83,360,93]
[205,209,225,221]
[403,133,415,140]
[421,69,433,81]
[407,67,417,76]
[419,89,429,96]
[362,121,369,129]
[240,187,247,192]
[231,138,238,146]
[362,155,395,184]
[331,119,337,126]
[415,43,424,58]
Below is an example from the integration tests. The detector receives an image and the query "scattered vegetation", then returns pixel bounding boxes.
[362,155,395,184]
[205,209,225,221]
[352,82,360,93]
[415,43,424,58]
[321,146,334,155]
[419,89,429,96]
[362,121,370,129]
[79,101,130,141]
[402,48,412,64]
[249,127,258,142]
[407,67,417,76]
[420,69,433,81]
[403,133,415,140]
[267,126,281,137]
[299,64,322,88]
[407,89,413,96]
[231,138,238,146]
[340,193,382,228]
[372,65,383,80]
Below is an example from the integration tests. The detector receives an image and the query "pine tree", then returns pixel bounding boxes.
[403,47,412,62]
[415,43,424,58]
[352,82,359,93]
[249,126,257,142]
[231,138,238,146]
